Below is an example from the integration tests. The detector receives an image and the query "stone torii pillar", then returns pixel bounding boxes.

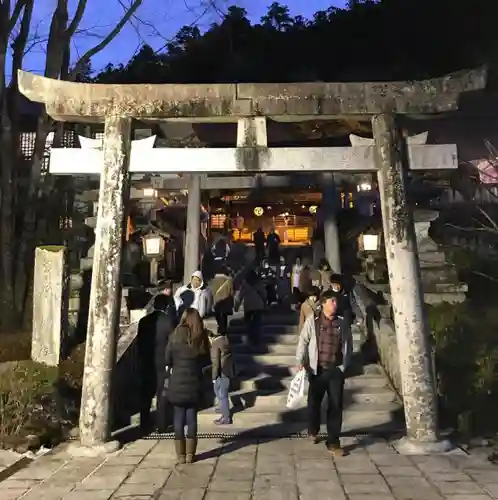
[184,174,201,280]
[372,114,450,453]
[321,172,341,273]
[79,115,131,454]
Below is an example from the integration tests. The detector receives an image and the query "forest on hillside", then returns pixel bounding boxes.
[94,0,498,84]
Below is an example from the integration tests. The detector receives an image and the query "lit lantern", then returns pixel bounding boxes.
[142,230,165,259]
[359,230,380,252]
[143,188,157,198]
[309,205,318,214]
[254,206,264,216]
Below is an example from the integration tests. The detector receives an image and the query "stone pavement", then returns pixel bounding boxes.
[0,450,25,476]
[1,436,498,499]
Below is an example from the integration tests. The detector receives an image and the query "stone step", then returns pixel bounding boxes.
[234,351,376,367]
[228,323,364,336]
[194,419,402,436]
[228,331,364,345]
[198,402,402,431]
[235,372,391,392]
[232,343,298,355]
[228,324,301,335]
[231,341,366,356]
[235,359,382,377]
[227,386,398,407]
[235,354,297,366]
[231,333,299,345]
[230,314,299,327]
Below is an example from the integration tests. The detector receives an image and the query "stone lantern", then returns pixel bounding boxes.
[413,209,467,304]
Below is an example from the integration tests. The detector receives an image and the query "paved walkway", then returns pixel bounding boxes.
[1,436,498,499]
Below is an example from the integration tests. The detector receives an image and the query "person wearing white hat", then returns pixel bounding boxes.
[174,270,212,319]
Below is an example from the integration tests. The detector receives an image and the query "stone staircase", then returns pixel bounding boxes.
[197,307,404,436]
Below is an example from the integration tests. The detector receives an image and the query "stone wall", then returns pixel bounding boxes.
[370,318,402,396]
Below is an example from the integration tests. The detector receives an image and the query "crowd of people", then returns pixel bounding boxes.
[137,228,361,463]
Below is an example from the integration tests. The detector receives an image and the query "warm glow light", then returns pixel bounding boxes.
[143,188,157,197]
[362,234,379,252]
[254,206,264,216]
[142,233,165,258]
[309,205,317,214]
[144,237,161,256]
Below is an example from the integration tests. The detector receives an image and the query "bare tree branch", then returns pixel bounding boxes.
[476,205,498,232]
[154,8,211,53]
[66,0,87,39]
[44,0,69,78]
[69,0,143,79]
[7,0,25,34]
[11,0,33,77]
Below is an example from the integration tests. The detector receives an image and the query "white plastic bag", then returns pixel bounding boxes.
[286,369,306,409]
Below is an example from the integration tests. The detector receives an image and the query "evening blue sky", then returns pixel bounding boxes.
[20,0,345,76]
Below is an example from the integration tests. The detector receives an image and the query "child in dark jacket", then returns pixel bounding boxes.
[209,330,235,425]
[329,273,362,325]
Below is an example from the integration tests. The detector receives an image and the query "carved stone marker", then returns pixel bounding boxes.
[32,246,68,366]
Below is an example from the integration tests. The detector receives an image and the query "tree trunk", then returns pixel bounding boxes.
[0,0,144,330]
[0,105,17,331]
[0,2,17,331]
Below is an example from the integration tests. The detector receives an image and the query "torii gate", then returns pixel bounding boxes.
[18,68,486,455]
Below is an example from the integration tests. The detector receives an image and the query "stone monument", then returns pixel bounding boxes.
[32,246,69,366]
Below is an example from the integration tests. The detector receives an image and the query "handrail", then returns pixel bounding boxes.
[112,321,142,431]
[116,321,140,361]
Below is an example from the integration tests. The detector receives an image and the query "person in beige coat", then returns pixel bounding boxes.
[209,266,234,334]
[310,259,332,290]
[299,286,320,332]
[234,270,267,346]
[318,259,332,290]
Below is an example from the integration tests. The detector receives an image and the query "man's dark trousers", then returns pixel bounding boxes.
[307,365,345,445]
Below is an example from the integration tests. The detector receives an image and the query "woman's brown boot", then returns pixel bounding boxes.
[175,439,186,464]
[185,438,197,464]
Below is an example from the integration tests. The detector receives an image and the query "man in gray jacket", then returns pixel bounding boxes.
[296,289,353,456]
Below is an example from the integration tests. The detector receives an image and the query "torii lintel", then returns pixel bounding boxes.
[17,67,487,123]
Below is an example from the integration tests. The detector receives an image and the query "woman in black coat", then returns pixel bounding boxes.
[165,307,210,464]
